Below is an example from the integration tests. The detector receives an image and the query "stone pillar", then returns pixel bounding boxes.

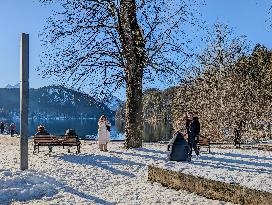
[20,33,29,170]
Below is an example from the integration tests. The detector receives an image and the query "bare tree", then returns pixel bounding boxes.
[172,23,250,142]
[198,22,249,139]
[39,0,200,148]
[233,45,272,142]
[267,4,272,28]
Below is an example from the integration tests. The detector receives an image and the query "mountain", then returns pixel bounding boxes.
[0,85,114,120]
[102,94,124,111]
[5,83,20,89]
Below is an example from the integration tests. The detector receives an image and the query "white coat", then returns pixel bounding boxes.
[98,120,111,144]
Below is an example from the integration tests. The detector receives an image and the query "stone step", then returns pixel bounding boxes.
[148,165,272,205]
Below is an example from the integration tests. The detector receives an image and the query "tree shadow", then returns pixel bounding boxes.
[63,186,116,205]
[193,155,272,174]
[59,154,145,177]
[0,171,115,205]
[135,147,167,155]
[190,160,271,174]
[214,152,272,161]
[200,155,272,170]
[110,150,166,162]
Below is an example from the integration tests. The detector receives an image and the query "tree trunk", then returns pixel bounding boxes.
[125,73,143,148]
[118,0,145,148]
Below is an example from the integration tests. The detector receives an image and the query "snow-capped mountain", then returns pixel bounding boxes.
[5,83,20,89]
[102,94,123,111]
[0,85,114,120]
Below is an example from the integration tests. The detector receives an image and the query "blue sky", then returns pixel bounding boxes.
[0,0,52,88]
[0,0,271,96]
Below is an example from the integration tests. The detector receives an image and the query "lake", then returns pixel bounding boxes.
[9,119,124,140]
[5,119,173,142]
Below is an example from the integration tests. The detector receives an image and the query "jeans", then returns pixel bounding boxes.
[188,135,199,156]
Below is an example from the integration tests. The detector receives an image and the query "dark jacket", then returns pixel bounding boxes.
[168,131,191,161]
[186,119,191,134]
[188,117,200,138]
[35,131,50,135]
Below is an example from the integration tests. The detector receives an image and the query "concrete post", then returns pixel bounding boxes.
[20,33,29,170]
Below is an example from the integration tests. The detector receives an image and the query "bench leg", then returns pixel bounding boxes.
[77,145,80,154]
[38,145,40,153]
[33,145,36,154]
[68,148,70,153]
[208,145,211,153]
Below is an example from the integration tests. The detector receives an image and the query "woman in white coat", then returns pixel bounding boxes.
[98,115,111,151]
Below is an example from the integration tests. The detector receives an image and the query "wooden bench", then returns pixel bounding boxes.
[197,136,211,153]
[33,135,81,154]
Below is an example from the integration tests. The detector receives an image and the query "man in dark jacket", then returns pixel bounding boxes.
[234,128,241,148]
[9,123,16,137]
[168,130,191,161]
[186,112,200,157]
[0,122,4,134]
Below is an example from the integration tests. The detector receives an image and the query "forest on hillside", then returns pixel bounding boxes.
[0,85,114,120]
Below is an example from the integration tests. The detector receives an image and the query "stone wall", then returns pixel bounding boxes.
[148,165,272,205]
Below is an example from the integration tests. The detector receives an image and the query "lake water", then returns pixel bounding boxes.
[9,119,124,140]
[5,119,173,142]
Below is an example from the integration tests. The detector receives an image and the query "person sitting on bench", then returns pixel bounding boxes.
[35,125,52,152]
[65,129,77,136]
[167,129,191,162]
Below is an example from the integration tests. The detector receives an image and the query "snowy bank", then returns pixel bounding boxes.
[0,135,271,204]
[148,166,272,205]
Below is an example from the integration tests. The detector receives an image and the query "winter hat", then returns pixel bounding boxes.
[37,125,45,132]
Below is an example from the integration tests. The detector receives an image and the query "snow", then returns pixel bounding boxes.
[162,147,272,192]
[259,140,272,144]
[0,171,59,204]
[103,95,123,111]
[0,135,271,204]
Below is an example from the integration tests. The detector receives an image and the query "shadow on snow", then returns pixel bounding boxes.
[0,171,115,205]
[59,154,145,177]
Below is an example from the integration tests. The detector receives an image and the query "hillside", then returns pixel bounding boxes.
[102,94,123,111]
[0,85,114,120]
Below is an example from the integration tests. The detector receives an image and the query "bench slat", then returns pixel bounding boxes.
[197,137,211,153]
[33,134,81,154]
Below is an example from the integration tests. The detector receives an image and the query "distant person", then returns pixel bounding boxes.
[98,115,111,152]
[0,122,4,134]
[35,125,51,152]
[234,127,241,148]
[186,112,200,157]
[167,129,191,161]
[9,123,17,137]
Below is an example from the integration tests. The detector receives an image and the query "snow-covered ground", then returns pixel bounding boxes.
[0,136,271,205]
